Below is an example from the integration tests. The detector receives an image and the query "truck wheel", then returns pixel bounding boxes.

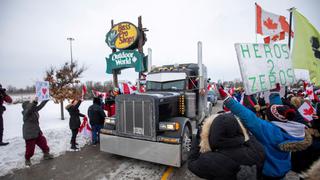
[181,126,192,164]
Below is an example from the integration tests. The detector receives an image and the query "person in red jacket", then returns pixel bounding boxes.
[0,84,13,146]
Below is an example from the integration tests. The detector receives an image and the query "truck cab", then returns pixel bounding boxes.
[100,62,210,167]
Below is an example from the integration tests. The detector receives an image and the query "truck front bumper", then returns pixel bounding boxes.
[100,134,181,167]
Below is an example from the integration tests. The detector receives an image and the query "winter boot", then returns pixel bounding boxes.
[43,152,54,160]
[0,142,9,146]
[71,144,79,151]
[25,159,32,167]
[70,140,79,146]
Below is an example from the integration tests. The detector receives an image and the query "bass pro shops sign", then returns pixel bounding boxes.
[106,22,139,50]
[235,43,295,95]
[106,50,145,74]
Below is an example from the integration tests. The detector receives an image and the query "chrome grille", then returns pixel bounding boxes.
[116,96,156,141]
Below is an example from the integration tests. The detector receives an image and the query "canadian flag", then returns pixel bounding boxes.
[82,85,87,99]
[306,86,315,100]
[92,90,107,98]
[79,116,92,138]
[119,82,137,94]
[256,3,293,37]
[298,102,315,122]
[264,31,286,44]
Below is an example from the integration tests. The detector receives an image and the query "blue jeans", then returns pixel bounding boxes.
[92,124,103,144]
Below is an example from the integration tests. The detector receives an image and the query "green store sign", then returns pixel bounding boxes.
[106,50,146,74]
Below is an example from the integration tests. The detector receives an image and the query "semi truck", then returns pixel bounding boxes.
[100,42,211,167]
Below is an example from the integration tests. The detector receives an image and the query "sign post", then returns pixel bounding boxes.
[105,17,148,90]
[235,43,295,95]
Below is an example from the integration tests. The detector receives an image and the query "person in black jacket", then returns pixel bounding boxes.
[88,97,106,145]
[0,84,12,146]
[188,113,265,180]
[66,99,85,150]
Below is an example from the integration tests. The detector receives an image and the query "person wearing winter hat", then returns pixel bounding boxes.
[0,84,12,146]
[66,99,85,150]
[218,85,312,179]
[87,97,106,145]
[188,113,265,180]
[22,97,53,166]
[283,94,320,176]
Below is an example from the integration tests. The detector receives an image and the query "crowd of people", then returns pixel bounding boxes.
[2,81,320,179]
[0,83,120,167]
[188,82,320,180]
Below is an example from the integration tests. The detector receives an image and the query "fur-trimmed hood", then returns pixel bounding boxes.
[303,157,320,180]
[200,113,249,153]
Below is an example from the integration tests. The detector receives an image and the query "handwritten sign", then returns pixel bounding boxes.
[106,22,139,50]
[36,81,50,101]
[235,43,295,95]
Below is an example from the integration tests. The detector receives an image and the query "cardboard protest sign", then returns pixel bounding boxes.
[235,43,295,95]
[294,69,310,82]
[36,81,50,101]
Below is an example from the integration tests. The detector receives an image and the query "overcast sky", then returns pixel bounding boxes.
[0,0,319,88]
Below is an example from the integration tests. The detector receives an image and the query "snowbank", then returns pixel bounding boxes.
[0,100,92,177]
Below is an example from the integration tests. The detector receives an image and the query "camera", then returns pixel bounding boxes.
[0,86,7,99]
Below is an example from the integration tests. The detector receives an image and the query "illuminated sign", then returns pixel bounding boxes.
[106,22,139,50]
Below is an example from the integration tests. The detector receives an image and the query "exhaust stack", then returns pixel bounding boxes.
[198,41,204,89]
[148,48,152,72]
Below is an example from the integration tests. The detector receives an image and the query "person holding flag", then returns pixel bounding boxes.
[88,97,106,145]
[218,84,312,179]
[66,99,85,150]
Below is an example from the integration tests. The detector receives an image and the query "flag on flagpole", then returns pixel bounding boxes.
[264,31,286,44]
[256,3,292,36]
[292,10,320,86]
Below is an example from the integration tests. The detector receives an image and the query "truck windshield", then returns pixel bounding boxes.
[146,80,185,91]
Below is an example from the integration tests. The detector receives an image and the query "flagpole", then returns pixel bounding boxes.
[255,2,257,43]
[288,7,295,49]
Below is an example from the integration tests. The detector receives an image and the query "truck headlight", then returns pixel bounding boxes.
[105,117,116,125]
[159,122,180,131]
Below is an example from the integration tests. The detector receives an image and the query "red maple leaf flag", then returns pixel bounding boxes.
[298,102,315,122]
[264,31,286,44]
[82,85,87,97]
[264,17,278,30]
[256,3,293,36]
[306,86,315,100]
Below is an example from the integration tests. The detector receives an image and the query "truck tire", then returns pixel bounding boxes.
[181,126,192,164]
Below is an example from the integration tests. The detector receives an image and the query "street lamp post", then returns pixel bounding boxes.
[67,37,75,64]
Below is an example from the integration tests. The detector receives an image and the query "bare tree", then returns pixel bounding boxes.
[44,61,86,120]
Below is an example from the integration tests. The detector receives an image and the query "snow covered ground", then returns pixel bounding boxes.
[1,97,93,177]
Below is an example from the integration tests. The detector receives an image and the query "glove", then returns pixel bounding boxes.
[218,86,229,100]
